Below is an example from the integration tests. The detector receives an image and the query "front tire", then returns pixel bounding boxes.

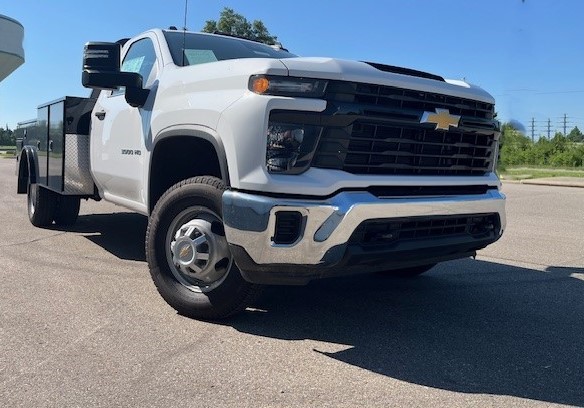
[27,183,56,227]
[145,176,261,320]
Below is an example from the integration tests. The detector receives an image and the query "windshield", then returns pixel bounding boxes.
[163,31,296,67]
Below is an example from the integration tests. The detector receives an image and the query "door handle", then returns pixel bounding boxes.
[95,110,106,120]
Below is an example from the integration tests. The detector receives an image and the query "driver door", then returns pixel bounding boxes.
[90,36,159,211]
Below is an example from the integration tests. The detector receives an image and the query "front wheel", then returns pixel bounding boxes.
[145,176,261,320]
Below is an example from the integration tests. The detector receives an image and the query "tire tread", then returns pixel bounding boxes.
[145,176,262,320]
[28,184,56,227]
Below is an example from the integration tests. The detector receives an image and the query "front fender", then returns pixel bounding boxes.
[17,146,39,194]
[152,125,230,184]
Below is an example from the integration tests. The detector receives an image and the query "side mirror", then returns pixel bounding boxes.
[81,42,149,108]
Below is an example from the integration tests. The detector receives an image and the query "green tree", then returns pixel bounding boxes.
[567,126,584,142]
[497,122,584,168]
[531,138,554,165]
[499,122,532,166]
[550,132,569,158]
[202,7,278,44]
[0,127,15,146]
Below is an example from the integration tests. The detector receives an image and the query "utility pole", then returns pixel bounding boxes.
[530,117,535,142]
[547,119,551,139]
[563,114,568,136]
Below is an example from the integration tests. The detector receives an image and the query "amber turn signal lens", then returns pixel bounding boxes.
[251,77,270,94]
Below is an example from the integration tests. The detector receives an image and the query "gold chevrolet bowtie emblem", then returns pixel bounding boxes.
[420,108,461,130]
[179,245,192,259]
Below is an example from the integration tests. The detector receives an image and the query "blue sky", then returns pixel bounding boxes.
[1,0,583,137]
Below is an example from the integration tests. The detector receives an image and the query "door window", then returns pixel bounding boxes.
[112,38,158,96]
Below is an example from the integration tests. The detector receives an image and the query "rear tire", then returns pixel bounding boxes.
[378,264,436,278]
[27,183,56,227]
[54,196,81,226]
[145,176,262,320]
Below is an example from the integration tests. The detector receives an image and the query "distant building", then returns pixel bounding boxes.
[0,14,24,82]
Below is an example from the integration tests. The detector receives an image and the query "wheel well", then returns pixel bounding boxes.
[149,136,224,213]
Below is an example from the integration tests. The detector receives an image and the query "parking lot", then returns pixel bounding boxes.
[1,158,583,407]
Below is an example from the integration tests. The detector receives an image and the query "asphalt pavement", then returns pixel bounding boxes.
[1,158,583,408]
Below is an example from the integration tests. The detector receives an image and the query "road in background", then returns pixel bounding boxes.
[1,159,583,407]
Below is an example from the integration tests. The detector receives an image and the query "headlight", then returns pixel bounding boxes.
[249,75,327,97]
[266,122,322,174]
[492,121,502,172]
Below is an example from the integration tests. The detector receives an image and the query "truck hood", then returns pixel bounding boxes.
[278,57,495,104]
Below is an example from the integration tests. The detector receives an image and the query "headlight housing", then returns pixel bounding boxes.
[266,122,322,174]
[249,75,327,97]
[491,120,502,173]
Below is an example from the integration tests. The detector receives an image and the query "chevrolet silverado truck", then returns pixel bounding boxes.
[16,28,505,319]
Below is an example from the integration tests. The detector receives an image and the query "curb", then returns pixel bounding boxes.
[502,179,584,189]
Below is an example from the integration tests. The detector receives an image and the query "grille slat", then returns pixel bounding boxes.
[327,82,494,120]
[345,150,491,160]
[348,135,493,149]
[342,163,492,172]
[314,81,499,176]
[350,214,499,247]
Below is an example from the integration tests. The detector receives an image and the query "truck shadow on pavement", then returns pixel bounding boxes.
[228,260,584,406]
[53,212,148,262]
[55,212,584,405]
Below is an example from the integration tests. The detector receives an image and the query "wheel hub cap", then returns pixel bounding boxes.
[169,215,230,288]
[174,238,197,265]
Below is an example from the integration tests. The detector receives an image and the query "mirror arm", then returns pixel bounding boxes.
[125,86,150,108]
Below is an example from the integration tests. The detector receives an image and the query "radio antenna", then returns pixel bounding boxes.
[181,0,188,66]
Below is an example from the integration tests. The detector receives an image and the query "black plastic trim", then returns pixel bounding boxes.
[231,225,501,285]
[363,61,445,82]
[272,211,304,244]
[230,184,498,201]
[232,237,493,286]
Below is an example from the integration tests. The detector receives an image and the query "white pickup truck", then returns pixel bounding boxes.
[16,28,505,319]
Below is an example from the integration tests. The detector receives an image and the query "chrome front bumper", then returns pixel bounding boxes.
[222,189,506,266]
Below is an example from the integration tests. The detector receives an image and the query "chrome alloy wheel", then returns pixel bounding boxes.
[165,208,232,293]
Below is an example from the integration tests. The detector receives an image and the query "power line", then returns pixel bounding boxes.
[517,114,584,139]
